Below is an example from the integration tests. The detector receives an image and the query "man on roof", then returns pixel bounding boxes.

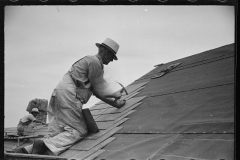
[14,38,126,155]
[17,108,46,136]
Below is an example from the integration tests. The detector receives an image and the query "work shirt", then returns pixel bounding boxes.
[47,54,104,136]
[68,54,104,103]
[19,114,36,126]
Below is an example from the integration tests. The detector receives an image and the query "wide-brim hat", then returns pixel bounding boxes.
[31,108,39,113]
[96,38,119,60]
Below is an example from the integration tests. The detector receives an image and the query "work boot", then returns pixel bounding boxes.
[13,147,28,154]
[31,139,48,154]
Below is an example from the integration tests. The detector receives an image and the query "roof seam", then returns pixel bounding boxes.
[137,55,234,81]
[148,82,234,98]
[173,54,233,70]
[148,134,182,159]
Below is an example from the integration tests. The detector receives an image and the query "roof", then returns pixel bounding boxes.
[4,43,235,160]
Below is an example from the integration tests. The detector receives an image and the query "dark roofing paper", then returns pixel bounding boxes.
[96,44,235,160]
[119,84,234,133]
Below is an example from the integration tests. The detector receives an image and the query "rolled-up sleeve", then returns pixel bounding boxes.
[70,59,88,83]
[27,114,36,121]
[88,60,103,80]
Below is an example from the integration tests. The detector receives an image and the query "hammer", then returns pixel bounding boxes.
[117,82,128,95]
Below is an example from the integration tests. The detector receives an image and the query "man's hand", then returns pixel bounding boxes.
[113,99,126,108]
[113,91,122,100]
[94,90,126,109]
[105,91,122,100]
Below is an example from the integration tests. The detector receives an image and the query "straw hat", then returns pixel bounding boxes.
[96,38,119,60]
[31,108,39,113]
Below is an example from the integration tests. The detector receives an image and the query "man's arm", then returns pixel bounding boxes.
[33,119,46,125]
[104,91,121,99]
[93,91,126,108]
[28,114,46,125]
[87,56,126,108]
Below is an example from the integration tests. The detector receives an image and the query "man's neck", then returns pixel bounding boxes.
[96,53,104,68]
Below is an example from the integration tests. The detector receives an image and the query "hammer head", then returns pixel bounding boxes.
[118,82,128,95]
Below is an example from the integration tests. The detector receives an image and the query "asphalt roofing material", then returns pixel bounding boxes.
[95,43,235,160]
[4,43,235,160]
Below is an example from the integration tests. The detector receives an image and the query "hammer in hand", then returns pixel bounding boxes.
[117,82,128,95]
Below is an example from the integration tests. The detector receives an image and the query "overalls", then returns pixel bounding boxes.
[43,55,104,155]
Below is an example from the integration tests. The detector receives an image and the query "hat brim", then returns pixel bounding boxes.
[96,43,118,60]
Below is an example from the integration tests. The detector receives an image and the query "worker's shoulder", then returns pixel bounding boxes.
[26,114,35,119]
[84,55,101,64]
[21,114,34,121]
[23,113,31,117]
[84,55,98,61]
[74,55,101,68]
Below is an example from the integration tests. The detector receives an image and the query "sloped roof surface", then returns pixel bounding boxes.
[4,43,235,160]
[94,43,235,160]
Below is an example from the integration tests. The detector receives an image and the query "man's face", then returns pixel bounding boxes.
[103,49,114,65]
[32,112,38,117]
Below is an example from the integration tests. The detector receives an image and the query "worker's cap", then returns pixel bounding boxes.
[96,38,119,60]
[31,108,39,113]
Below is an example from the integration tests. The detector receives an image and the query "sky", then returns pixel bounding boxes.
[4,6,234,127]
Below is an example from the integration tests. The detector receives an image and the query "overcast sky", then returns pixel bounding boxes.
[4,6,234,127]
